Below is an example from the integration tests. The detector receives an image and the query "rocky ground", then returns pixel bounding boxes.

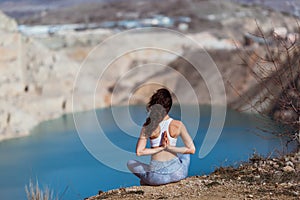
[87,151,300,200]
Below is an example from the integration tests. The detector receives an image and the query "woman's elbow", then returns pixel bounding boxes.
[190,147,196,154]
[136,150,143,156]
[187,146,196,154]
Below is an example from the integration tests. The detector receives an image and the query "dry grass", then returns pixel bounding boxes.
[25,180,57,200]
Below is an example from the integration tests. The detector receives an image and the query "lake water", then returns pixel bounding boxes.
[0,105,294,200]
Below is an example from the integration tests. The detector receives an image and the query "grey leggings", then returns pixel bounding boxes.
[127,154,190,186]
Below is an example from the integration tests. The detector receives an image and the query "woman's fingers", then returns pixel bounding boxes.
[163,131,169,145]
[160,131,167,147]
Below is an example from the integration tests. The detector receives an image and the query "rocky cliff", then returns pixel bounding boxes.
[0,1,299,141]
[0,14,243,141]
[0,11,81,141]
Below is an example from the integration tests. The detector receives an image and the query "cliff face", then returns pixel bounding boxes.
[0,1,298,141]
[0,11,82,141]
[0,11,17,31]
[0,18,241,141]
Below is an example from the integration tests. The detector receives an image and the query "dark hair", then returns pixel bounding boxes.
[143,88,173,137]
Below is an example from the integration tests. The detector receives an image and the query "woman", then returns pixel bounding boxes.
[127,88,195,186]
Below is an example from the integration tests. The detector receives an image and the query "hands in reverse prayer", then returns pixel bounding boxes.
[161,131,169,148]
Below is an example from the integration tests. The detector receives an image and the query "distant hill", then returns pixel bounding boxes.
[1,0,299,28]
[0,0,102,19]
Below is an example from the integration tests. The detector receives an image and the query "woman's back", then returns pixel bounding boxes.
[150,118,182,161]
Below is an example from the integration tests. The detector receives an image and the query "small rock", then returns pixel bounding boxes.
[273,164,279,169]
[274,170,283,177]
[296,78,300,92]
[267,160,274,165]
[285,161,294,168]
[292,191,299,196]
[284,157,290,162]
[273,27,288,39]
[280,182,287,187]
[282,165,295,172]
[254,175,260,180]
[248,194,254,198]
[296,163,300,171]
[290,157,297,163]
[287,33,299,44]
[98,190,104,195]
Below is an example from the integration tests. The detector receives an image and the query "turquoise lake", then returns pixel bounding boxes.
[0,105,294,200]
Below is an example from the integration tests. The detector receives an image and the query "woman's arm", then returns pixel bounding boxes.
[136,128,165,156]
[165,122,195,154]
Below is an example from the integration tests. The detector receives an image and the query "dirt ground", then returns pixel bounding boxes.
[87,152,300,200]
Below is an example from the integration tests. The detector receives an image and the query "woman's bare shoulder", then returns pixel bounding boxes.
[169,119,183,137]
[170,119,183,128]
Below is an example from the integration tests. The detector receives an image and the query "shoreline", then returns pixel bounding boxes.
[87,151,300,200]
[0,103,222,143]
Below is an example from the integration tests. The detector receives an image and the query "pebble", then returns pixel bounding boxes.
[290,157,297,163]
[257,167,263,172]
[280,183,287,187]
[267,160,274,165]
[296,163,300,171]
[273,27,288,39]
[285,161,294,167]
[98,190,104,195]
[284,157,290,162]
[292,191,299,196]
[282,165,295,172]
[274,170,283,177]
[273,164,279,169]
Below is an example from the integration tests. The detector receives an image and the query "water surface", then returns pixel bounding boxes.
[0,105,293,200]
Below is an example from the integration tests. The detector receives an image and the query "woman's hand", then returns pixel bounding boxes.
[136,128,166,156]
[163,122,196,154]
[161,131,169,149]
